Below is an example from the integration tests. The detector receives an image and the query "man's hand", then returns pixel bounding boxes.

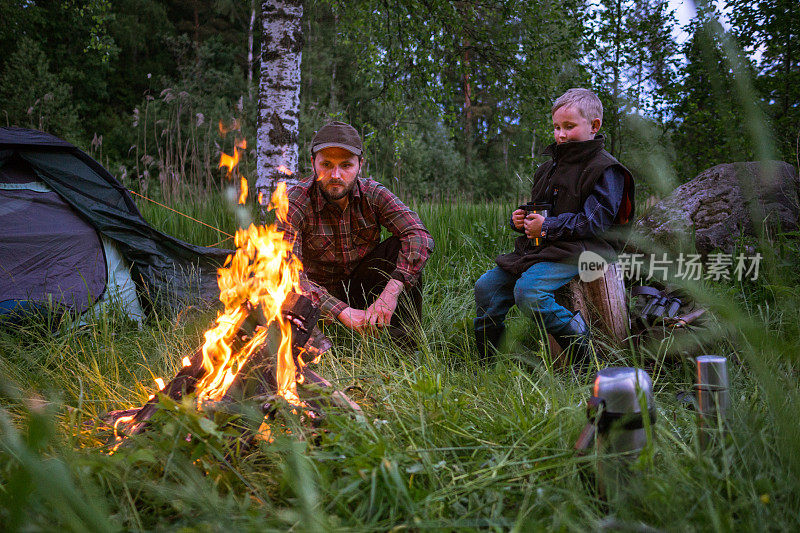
[524,213,545,239]
[337,307,369,331]
[366,279,403,328]
[512,209,526,230]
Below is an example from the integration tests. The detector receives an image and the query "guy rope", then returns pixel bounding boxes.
[128,190,234,247]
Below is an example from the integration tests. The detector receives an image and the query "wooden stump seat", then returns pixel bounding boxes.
[548,263,629,362]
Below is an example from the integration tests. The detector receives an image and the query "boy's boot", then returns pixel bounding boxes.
[552,312,594,373]
[475,325,504,366]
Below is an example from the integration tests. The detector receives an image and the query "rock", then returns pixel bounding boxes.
[635,161,800,255]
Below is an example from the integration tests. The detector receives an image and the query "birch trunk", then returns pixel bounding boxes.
[248,0,256,100]
[256,0,302,203]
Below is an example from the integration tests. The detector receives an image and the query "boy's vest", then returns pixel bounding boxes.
[495,135,635,275]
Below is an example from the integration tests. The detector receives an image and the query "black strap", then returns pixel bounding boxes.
[586,396,657,433]
[631,285,662,298]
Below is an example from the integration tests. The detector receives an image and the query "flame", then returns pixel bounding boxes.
[146,377,167,401]
[269,181,290,221]
[113,414,135,442]
[110,179,315,455]
[239,176,248,204]
[219,149,240,178]
[112,152,309,447]
[193,182,306,407]
[256,421,274,443]
[219,119,241,137]
[277,165,293,176]
[219,135,249,206]
[219,137,247,180]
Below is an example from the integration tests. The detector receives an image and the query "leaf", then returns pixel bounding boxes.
[405,463,424,474]
[198,416,219,436]
[126,448,157,464]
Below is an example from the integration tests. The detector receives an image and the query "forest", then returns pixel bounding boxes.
[2,0,800,530]
[2,0,797,199]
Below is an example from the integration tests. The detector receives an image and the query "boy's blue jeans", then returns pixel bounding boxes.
[474,262,579,337]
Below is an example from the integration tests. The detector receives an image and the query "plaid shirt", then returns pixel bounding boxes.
[277,177,434,319]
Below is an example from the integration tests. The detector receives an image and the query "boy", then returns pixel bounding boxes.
[474,88,635,367]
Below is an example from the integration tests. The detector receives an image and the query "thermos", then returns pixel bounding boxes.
[695,355,729,447]
[574,368,656,496]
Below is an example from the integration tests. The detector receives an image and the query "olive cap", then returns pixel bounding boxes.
[311,121,362,156]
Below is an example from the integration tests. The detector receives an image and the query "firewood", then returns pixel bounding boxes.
[104,292,360,444]
[301,368,365,420]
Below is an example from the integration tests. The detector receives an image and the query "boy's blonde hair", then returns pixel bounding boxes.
[552,88,603,122]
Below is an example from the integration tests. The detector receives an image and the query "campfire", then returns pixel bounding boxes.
[104,134,362,447]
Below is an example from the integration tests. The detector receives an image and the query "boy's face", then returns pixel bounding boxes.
[552,105,601,144]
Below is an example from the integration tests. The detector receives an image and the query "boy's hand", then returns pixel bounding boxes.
[524,213,545,239]
[512,209,526,230]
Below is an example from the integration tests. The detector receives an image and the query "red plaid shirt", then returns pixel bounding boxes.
[277,177,434,319]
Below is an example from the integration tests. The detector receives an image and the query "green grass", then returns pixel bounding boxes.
[5,31,800,524]
[2,192,800,530]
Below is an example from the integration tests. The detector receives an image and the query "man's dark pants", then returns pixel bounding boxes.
[322,236,423,349]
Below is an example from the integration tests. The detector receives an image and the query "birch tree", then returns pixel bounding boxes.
[256,0,302,200]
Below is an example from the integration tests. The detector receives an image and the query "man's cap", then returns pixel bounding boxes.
[311,121,362,156]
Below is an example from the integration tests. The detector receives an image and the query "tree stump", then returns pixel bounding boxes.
[548,263,629,363]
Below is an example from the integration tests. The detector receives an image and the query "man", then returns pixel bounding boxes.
[278,121,434,347]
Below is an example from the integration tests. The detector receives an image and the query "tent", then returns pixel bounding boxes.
[0,127,230,323]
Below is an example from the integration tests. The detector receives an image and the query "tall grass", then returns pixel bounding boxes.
[2,190,800,529]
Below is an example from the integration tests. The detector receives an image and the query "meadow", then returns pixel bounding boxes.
[2,190,800,531]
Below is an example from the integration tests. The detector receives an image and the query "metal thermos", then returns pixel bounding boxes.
[695,355,729,447]
[574,367,656,497]
[593,368,655,455]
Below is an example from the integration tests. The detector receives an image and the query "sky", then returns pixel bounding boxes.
[668,0,735,44]
[669,0,698,43]
[667,0,756,64]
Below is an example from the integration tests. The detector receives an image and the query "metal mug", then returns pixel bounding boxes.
[518,202,551,246]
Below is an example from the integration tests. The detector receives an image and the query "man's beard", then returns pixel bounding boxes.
[316,172,357,203]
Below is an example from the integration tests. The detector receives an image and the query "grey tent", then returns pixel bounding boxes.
[0,127,230,322]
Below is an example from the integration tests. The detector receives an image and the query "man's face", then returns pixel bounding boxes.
[552,105,600,144]
[313,146,361,203]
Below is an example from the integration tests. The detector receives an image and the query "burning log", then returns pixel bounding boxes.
[104,293,362,442]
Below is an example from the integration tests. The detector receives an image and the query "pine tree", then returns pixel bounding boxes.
[728,0,800,161]
[671,7,758,180]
